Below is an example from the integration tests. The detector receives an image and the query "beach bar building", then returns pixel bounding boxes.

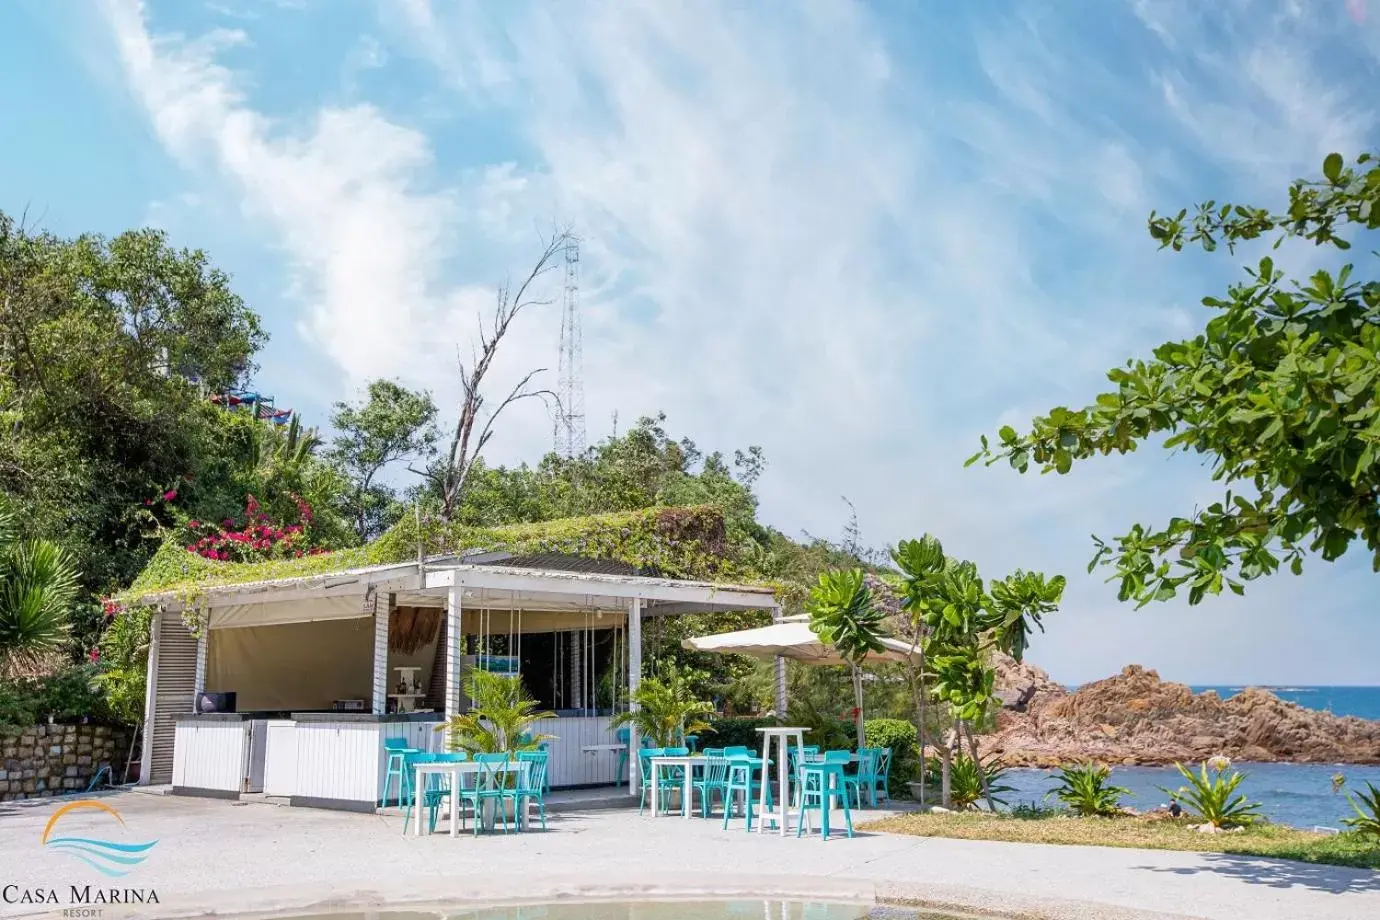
[130,550,780,811]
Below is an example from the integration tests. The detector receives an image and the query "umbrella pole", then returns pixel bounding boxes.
[851,664,865,750]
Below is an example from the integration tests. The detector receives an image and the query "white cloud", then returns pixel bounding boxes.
[98,0,1380,682]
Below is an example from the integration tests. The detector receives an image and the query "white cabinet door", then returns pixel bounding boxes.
[263,721,297,797]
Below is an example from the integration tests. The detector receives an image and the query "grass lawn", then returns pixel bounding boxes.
[863,812,1380,870]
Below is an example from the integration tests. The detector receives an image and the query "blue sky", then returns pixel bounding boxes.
[2,0,1377,685]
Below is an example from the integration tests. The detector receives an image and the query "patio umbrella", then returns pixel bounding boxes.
[682,615,920,742]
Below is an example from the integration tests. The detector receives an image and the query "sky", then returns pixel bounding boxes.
[1,0,1377,686]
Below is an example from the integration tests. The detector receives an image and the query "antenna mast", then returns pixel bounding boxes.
[555,234,586,458]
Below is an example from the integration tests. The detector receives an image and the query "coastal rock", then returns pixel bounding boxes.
[982,664,1380,766]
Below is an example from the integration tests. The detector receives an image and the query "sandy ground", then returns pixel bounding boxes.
[1,790,1377,920]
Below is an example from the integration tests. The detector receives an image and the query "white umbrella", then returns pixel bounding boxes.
[684,615,920,747]
[682,616,920,665]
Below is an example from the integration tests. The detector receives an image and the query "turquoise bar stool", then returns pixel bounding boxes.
[382,737,418,808]
[515,750,550,830]
[722,755,773,832]
[797,754,853,840]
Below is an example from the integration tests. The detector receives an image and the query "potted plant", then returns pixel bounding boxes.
[437,670,554,817]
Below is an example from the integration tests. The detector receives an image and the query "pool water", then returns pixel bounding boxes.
[272,902,965,920]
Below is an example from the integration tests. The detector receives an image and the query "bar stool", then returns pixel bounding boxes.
[796,756,853,840]
[382,736,418,807]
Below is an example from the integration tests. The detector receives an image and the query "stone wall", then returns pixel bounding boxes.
[0,723,132,800]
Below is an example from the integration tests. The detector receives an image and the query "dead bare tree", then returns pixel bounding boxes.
[418,230,571,521]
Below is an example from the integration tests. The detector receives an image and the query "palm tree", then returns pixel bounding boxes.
[805,568,887,749]
[0,497,79,678]
[438,669,554,754]
[612,667,714,748]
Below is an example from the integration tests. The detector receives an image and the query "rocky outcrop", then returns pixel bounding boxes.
[982,664,1380,766]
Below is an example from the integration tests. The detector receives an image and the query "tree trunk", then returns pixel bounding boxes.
[851,664,866,750]
[941,725,956,808]
[963,720,997,813]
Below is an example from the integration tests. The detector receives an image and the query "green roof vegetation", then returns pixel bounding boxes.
[122,504,749,602]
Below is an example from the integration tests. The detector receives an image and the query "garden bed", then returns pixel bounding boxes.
[862,811,1380,870]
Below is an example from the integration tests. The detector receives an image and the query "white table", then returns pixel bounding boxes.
[411,759,527,837]
[756,727,808,836]
[649,754,769,819]
[648,755,700,818]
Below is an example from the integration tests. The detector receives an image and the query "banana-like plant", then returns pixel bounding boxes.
[1159,760,1262,829]
[1342,782,1380,838]
[611,666,714,748]
[1047,763,1130,817]
[806,568,888,748]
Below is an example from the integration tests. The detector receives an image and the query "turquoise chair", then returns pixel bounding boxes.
[400,752,454,834]
[382,737,418,808]
[692,753,730,817]
[458,753,518,835]
[637,747,675,816]
[722,755,773,832]
[515,750,549,830]
[875,747,892,803]
[701,747,725,758]
[845,748,883,808]
[796,755,854,840]
[723,745,751,757]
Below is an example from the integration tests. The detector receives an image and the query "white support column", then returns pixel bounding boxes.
[627,596,642,794]
[445,585,463,718]
[773,605,787,717]
[570,631,584,711]
[138,612,162,785]
[193,630,207,708]
[371,600,390,715]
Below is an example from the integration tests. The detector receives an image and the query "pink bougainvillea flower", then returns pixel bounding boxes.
[163,489,178,501]
[88,648,101,663]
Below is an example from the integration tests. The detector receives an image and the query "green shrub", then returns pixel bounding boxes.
[1048,763,1131,816]
[1159,759,1263,829]
[699,717,774,751]
[1342,783,1380,838]
[865,717,918,798]
[927,753,1014,810]
[0,664,113,733]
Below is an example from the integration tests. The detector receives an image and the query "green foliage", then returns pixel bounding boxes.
[784,696,855,752]
[91,606,153,726]
[438,669,554,755]
[933,753,1013,811]
[0,212,265,592]
[1048,763,1131,817]
[0,496,79,678]
[1342,782,1380,838]
[1160,761,1263,829]
[973,152,1380,605]
[698,717,776,751]
[865,717,919,797]
[328,379,438,541]
[805,568,888,663]
[0,664,112,731]
[611,665,715,748]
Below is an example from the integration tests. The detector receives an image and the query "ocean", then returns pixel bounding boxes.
[1004,762,1380,830]
[1006,684,1380,828]
[1190,684,1380,721]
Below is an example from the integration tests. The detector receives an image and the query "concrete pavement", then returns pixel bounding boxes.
[1,791,1377,920]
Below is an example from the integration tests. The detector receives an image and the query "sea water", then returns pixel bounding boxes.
[1004,762,1380,829]
[1189,685,1380,721]
[1010,684,1380,828]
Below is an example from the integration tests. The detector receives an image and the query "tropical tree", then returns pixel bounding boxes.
[0,497,79,678]
[971,152,1380,607]
[328,379,438,541]
[889,534,1065,809]
[439,669,554,755]
[805,568,888,749]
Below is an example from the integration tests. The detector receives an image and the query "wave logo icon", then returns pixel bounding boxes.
[42,800,159,877]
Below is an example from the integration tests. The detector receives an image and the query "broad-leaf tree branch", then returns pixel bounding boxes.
[971,152,1380,607]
